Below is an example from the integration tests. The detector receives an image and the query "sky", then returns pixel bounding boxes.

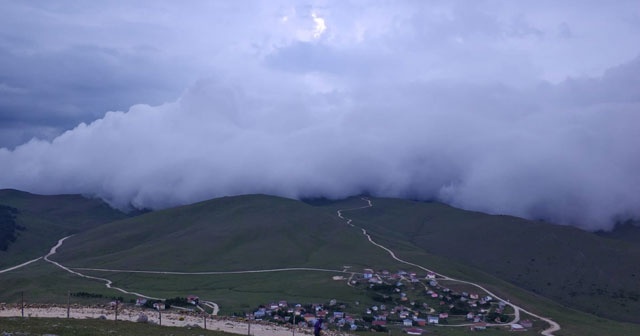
[0,0,639,230]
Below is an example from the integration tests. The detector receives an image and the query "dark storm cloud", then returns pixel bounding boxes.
[0,1,639,230]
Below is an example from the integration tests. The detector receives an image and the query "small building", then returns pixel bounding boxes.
[511,324,525,331]
[153,302,165,310]
[135,298,147,306]
[363,269,374,279]
[187,295,199,305]
[471,322,487,331]
[403,328,424,335]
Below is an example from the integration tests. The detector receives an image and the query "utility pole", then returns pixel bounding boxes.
[248,316,251,336]
[21,291,24,318]
[204,313,207,329]
[158,307,162,326]
[67,290,70,318]
[114,300,118,321]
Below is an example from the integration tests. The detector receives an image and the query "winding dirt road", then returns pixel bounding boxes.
[43,235,163,300]
[337,198,560,336]
[0,256,42,274]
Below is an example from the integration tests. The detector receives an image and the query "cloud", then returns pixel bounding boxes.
[2,55,640,230]
[0,1,639,230]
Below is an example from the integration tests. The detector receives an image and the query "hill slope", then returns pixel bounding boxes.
[329,197,640,323]
[0,189,127,268]
[53,194,401,272]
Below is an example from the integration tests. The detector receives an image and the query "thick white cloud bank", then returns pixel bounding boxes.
[0,1,639,230]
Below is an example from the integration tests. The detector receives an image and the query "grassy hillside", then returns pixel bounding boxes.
[3,192,640,335]
[53,194,409,272]
[0,189,127,268]
[329,197,640,323]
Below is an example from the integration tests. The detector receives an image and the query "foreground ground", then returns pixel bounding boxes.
[0,317,231,336]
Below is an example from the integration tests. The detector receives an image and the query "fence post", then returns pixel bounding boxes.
[67,290,70,318]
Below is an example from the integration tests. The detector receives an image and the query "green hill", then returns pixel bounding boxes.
[326,197,640,323]
[3,192,640,336]
[0,189,127,268]
[53,194,404,272]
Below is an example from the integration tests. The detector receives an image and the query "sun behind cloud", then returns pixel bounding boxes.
[312,12,327,38]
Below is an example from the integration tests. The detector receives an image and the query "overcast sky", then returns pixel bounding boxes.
[1,1,639,230]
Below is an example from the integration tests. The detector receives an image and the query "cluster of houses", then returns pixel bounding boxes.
[132,268,535,334]
[249,300,360,331]
[240,268,536,334]
[353,268,535,333]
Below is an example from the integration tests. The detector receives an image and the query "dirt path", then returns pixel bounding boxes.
[43,236,163,300]
[337,197,560,336]
[0,256,42,274]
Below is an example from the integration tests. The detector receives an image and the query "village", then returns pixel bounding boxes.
[242,268,536,334]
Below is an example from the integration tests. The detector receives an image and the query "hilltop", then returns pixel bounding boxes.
[0,189,127,268]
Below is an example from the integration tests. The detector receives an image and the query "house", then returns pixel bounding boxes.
[466,312,475,320]
[303,313,316,322]
[470,293,479,300]
[471,322,487,331]
[426,272,436,279]
[153,302,165,310]
[333,311,345,319]
[414,318,426,326]
[438,313,448,319]
[135,298,147,306]
[278,300,288,307]
[403,319,413,326]
[511,324,526,331]
[403,328,424,335]
[520,320,533,328]
[427,315,439,324]
[363,269,374,279]
[254,310,266,319]
[372,320,387,327]
[187,295,199,305]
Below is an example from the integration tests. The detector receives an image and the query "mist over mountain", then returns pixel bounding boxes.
[0,1,639,231]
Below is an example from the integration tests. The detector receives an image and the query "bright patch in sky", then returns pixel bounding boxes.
[312,13,327,38]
